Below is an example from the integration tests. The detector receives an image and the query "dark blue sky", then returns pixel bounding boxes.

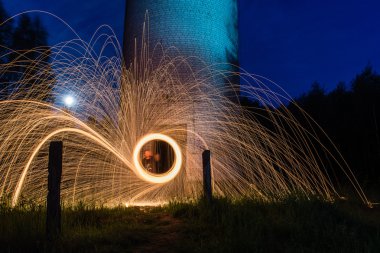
[4,0,380,98]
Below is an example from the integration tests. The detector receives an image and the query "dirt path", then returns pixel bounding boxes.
[131,213,185,253]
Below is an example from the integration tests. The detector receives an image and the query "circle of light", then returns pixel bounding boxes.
[133,133,182,184]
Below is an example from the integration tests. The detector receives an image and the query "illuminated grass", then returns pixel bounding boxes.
[0,197,379,253]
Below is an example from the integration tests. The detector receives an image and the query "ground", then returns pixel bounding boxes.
[130,213,184,253]
[0,197,379,252]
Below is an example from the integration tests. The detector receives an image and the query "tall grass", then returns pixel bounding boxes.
[0,196,379,252]
[166,197,380,252]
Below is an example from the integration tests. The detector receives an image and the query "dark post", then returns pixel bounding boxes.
[202,150,212,202]
[46,141,63,239]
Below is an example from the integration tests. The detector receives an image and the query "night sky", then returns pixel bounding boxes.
[3,0,380,98]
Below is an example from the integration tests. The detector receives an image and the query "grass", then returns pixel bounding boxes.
[0,197,379,253]
[167,197,380,252]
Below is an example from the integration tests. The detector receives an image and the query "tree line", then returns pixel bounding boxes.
[0,0,54,102]
[241,66,380,189]
[295,66,380,188]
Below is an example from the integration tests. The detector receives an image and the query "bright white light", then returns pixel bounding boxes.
[63,95,75,107]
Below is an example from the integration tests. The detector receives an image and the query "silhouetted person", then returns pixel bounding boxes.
[154,153,163,173]
[142,150,153,172]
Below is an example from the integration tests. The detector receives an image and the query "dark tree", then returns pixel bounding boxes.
[0,0,12,60]
[0,0,13,99]
[9,14,55,102]
[349,66,380,183]
[291,66,380,191]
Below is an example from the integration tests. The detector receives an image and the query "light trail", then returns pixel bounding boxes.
[0,13,372,207]
[132,133,183,184]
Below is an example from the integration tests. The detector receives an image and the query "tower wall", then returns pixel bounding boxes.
[123,0,238,73]
[122,0,239,191]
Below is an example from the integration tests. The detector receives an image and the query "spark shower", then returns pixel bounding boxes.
[0,12,371,207]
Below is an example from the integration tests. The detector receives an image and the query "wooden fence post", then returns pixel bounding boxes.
[202,150,212,203]
[46,141,63,240]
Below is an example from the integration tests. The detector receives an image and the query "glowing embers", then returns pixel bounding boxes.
[133,133,182,184]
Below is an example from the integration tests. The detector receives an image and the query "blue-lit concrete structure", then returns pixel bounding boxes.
[123,0,238,80]
[122,0,239,186]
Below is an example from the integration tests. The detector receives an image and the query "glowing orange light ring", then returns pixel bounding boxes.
[133,133,182,184]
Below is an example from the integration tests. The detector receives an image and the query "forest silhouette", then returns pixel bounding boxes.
[241,66,380,194]
[0,1,54,102]
[298,66,380,192]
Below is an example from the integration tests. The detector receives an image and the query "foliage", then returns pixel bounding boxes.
[241,65,380,196]
[293,65,380,194]
[0,1,55,102]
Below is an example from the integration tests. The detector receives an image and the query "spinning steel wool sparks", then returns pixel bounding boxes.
[0,12,370,207]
